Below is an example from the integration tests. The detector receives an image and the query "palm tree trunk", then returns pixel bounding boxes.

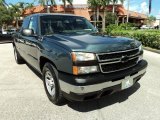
[16,18,19,29]
[64,1,66,13]
[97,6,99,24]
[112,3,115,13]
[94,8,97,27]
[102,8,106,32]
[46,0,50,13]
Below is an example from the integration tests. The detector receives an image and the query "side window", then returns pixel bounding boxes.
[29,16,37,34]
[20,17,30,32]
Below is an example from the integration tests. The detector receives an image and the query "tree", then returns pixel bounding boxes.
[88,0,101,26]
[100,0,111,32]
[149,0,152,14]
[25,3,34,9]
[37,0,56,13]
[111,0,125,14]
[0,1,34,28]
[62,0,73,13]
[105,12,117,25]
[148,15,156,25]
[0,6,13,27]
[9,2,29,28]
[0,0,8,7]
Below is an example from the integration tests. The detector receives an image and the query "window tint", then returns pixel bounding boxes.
[29,16,37,34]
[40,15,96,35]
[21,17,30,29]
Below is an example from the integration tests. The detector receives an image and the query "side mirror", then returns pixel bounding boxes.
[22,29,34,37]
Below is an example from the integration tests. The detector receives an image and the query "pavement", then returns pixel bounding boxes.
[0,43,160,120]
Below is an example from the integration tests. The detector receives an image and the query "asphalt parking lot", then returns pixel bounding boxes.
[0,43,160,120]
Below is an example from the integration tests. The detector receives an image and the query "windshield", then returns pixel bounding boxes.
[40,15,96,35]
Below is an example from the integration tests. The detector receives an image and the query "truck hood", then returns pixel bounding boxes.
[45,33,140,53]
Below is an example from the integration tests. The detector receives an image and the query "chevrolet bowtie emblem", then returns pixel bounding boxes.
[121,55,129,63]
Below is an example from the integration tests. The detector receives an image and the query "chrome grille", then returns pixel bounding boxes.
[97,48,139,62]
[97,48,140,73]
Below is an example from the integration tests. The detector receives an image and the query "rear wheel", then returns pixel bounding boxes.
[13,46,24,64]
[42,63,64,105]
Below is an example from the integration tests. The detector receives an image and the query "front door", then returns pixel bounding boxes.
[23,16,40,70]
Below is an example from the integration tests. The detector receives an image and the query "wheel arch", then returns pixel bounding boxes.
[39,56,57,72]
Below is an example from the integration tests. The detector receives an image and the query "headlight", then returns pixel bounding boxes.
[138,44,143,62]
[138,54,143,61]
[72,52,96,61]
[73,66,99,75]
[138,44,143,51]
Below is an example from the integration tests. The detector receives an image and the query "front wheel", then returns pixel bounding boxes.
[13,46,24,64]
[42,63,64,105]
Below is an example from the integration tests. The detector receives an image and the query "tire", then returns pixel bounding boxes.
[13,46,24,64]
[42,63,64,105]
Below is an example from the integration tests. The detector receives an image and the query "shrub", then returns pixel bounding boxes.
[110,30,160,49]
[105,23,135,35]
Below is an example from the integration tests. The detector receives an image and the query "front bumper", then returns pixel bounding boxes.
[59,60,147,101]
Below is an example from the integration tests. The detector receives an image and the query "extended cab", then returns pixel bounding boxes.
[13,13,148,104]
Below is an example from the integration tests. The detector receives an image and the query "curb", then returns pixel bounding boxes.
[0,41,12,44]
[143,47,160,54]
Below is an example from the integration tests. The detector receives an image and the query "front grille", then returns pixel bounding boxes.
[97,48,140,73]
[98,48,139,62]
[100,57,139,73]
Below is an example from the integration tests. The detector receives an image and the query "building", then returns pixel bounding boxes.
[22,4,147,27]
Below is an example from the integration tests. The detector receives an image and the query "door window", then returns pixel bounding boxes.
[29,16,37,34]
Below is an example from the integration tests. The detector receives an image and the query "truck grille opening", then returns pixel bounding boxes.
[97,48,140,73]
[100,57,138,73]
[98,48,139,62]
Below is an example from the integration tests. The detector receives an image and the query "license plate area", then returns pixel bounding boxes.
[121,76,133,90]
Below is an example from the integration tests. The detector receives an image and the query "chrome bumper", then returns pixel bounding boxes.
[59,68,146,94]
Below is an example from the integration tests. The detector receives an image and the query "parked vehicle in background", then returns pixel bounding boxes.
[0,27,14,41]
[140,25,154,29]
[0,27,8,36]
[13,13,148,105]
[7,28,17,36]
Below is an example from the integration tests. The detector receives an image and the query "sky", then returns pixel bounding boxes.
[6,0,160,19]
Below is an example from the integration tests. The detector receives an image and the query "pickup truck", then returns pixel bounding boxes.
[13,13,148,104]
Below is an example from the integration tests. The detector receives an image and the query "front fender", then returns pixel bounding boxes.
[39,42,73,74]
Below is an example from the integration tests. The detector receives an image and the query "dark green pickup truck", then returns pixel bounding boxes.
[13,13,148,104]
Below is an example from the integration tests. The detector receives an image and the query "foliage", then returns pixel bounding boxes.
[147,15,156,25]
[105,23,135,34]
[87,0,100,8]
[111,0,125,13]
[62,0,73,13]
[105,12,117,25]
[0,2,34,27]
[0,0,7,6]
[37,0,56,6]
[109,29,160,49]
[0,6,13,26]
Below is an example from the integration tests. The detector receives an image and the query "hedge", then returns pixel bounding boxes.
[109,30,160,50]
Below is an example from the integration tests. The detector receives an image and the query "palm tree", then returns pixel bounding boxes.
[149,0,152,14]
[25,3,34,9]
[88,0,100,27]
[37,0,56,13]
[112,0,125,14]
[9,3,22,28]
[0,0,8,7]
[62,0,73,13]
[100,0,111,32]
[9,2,29,28]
